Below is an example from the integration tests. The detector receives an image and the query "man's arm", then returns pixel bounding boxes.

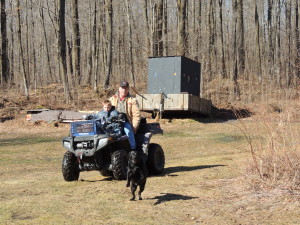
[131,98,141,133]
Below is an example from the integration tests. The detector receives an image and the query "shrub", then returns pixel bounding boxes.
[236,104,300,191]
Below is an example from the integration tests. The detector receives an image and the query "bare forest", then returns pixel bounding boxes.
[0,0,299,105]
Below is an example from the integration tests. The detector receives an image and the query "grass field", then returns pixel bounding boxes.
[0,117,299,225]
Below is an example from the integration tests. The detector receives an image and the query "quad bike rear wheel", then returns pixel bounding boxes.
[111,150,128,180]
[62,151,80,181]
[147,143,165,174]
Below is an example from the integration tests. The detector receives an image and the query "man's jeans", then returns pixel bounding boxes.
[124,122,136,150]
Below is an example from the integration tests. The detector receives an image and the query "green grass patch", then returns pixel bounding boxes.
[212,133,246,143]
[0,136,60,147]
[164,131,198,137]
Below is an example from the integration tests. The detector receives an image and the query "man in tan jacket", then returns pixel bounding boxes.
[110,81,141,150]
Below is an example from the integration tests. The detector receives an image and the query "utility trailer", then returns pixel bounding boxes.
[136,56,212,118]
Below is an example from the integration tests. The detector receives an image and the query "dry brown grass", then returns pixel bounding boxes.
[235,101,300,191]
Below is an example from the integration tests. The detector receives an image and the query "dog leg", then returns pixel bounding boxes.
[126,170,131,187]
[126,178,130,187]
[138,181,146,200]
[130,183,137,201]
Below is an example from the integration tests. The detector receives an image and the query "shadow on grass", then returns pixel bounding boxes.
[210,106,252,122]
[160,106,252,123]
[148,193,198,205]
[80,165,225,182]
[80,177,114,182]
[163,164,225,175]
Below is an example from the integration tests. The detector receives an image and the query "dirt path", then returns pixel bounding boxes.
[0,118,299,224]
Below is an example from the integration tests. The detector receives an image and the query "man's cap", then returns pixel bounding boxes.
[120,81,129,87]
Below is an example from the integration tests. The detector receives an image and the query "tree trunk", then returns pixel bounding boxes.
[177,0,187,56]
[0,0,9,85]
[87,0,97,86]
[29,0,37,90]
[275,0,281,85]
[285,0,292,87]
[219,0,226,78]
[255,0,262,82]
[231,0,240,98]
[16,0,29,99]
[91,1,100,90]
[8,0,13,83]
[25,0,30,84]
[57,0,71,101]
[267,0,274,79]
[295,0,300,78]
[104,0,113,88]
[143,0,150,57]
[39,2,53,82]
[125,0,135,86]
[208,0,216,79]
[163,0,168,56]
[71,0,81,85]
[232,0,245,79]
[236,0,245,75]
[152,1,163,57]
[196,0,202,62]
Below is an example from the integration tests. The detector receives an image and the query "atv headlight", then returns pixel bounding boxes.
[63,141,71,149]
[96,138,109,150]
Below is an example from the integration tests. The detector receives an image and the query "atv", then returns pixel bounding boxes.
[61,115,165,181]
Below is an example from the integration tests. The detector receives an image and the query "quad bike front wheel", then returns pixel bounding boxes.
[62,151,80,181]
[111,150,128,180]
[147,143,165,175]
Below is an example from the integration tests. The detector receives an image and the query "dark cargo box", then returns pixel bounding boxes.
[147,56,201,96]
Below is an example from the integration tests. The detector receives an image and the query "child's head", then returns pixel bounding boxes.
[102,100,112,112]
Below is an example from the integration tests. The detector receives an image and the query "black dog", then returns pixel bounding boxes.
[126,151,148,200]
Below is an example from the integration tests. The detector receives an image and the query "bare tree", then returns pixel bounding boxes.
[125,0,135,86]
[57,0,71,101]
[295,0,300,78]
[236,0,245,75]
[255,0,262,82]
[232,0,245,78]
[104,0,113,88]
[275,0,282,85]
[143,0,150,57]
[195,0,202,62]
[177,0,187,56]
[16,0,29,99]
[152,0,163,57]
[0,0,9,85]
[87,0,97,86]
[71,0,81,85]
[8,0,14,83]
[163,0,168,56]
[267,0,274,79]
[39,1,53,82]
[29,0,37,90]
[218,0,226,78]
[208,0,217,79]
[285,0,292,87]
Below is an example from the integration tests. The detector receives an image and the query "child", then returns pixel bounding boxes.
[95,100,118,122]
